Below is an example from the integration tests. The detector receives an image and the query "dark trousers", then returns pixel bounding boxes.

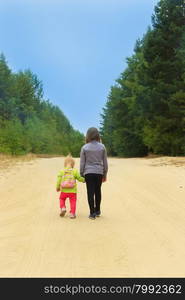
[85,173,103,215]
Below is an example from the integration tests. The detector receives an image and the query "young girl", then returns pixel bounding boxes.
[80,127,108,220]
[56,154,85,219]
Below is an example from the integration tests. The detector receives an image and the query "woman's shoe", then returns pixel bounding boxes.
[89,214,96,220]
[95,211,101,217]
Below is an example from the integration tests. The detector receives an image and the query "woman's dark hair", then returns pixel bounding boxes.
[85,127,100,143]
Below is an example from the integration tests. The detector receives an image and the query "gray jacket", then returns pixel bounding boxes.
[80,141,108,177]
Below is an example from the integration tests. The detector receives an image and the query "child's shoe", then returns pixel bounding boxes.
[69,213,76,219]
[60,208,66,217]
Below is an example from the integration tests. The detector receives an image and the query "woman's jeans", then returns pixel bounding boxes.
[85,173,103,215]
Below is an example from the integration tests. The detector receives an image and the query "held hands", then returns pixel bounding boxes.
[102,177,106,183]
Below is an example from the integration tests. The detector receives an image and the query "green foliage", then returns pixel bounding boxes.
[0,55,84,156]
[101,0,185,157]
[0,119,24,154]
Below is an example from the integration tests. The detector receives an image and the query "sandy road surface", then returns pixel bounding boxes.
[0,156,185,277]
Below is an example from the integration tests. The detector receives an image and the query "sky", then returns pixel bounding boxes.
[0,0,158,134]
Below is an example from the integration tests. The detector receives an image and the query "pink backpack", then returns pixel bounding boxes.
[61,168,76,188]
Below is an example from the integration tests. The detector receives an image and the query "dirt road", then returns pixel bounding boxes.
[0,156,185,277]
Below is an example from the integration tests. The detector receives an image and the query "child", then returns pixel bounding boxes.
[56,154,85,219]
[80,127,108,220]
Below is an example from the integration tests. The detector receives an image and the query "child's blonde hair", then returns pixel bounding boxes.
[64,154,75,168]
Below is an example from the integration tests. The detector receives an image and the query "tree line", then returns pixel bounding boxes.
[100,0,185,157]
[0,54,84,156]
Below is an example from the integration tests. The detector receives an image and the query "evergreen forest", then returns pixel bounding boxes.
[100,0,185,157]
[0,54,84,156]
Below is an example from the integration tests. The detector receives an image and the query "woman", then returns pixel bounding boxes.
[80,127,108,219]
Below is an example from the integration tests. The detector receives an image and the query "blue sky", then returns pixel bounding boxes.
[0,0,158,134]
